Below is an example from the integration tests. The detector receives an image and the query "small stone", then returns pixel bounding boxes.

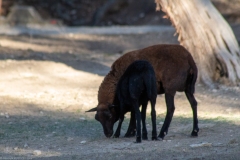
[212,89,217,93]
[33,150,41,156]
[67,137,74,141]
[80,117,86,121]
[24,143,28,148]
[159,122,164,125]
[5,147,10,152]
[190,142,212,148]
[229,139,237,144]
[80,141,86,144]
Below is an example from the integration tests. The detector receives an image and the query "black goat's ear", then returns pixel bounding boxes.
[109,104,117,109]
[85,107,97,112]
[104,111,112,119]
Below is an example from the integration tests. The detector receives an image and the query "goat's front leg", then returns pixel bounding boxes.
[185,91,199,137]
[124,110,136,137]
[158,93,175,139]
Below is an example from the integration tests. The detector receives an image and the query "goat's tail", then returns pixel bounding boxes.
[143,72,157,99]
[188,55,198,94]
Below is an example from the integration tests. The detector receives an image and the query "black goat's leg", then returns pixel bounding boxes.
[141,102,148,140]
[185,91,199,137]
[158,93,175,139]
[113,114,125,138]
[114,102,125,138]
[124,110,136,137]
[150,99,158,140]
[134,102,142,143]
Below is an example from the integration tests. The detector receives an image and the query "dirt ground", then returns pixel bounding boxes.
[0,25,240,160]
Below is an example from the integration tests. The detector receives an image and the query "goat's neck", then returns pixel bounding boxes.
[98,71,118,104]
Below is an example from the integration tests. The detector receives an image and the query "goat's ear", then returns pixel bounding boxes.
[85,107,97,112]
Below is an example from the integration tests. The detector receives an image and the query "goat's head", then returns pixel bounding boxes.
[86,103,118,137]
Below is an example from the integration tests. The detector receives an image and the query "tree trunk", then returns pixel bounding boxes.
[0,0,2,16]
[155,0,240,87]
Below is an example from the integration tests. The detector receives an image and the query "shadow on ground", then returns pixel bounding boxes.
[0,29,178,76]
[0,96,239,159]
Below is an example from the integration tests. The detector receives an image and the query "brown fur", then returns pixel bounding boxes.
[87,44,198,138]
[98,44,197,104]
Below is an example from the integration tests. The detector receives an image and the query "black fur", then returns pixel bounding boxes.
[113,60,158,143]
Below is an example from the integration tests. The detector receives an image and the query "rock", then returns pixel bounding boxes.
[212,89,217,93]
[24,143,28,148]
[159,122,164,125]
[190,142,212,148]
[80,117,86,121]
[33,150,42,156]
[67,137,74,141]
[13,147,18,150]
[80,141,86,144]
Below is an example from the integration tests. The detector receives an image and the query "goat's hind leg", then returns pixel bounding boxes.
[150,98,158,141]
[141,102,148,140]
[185,91,199,137]
[134,102,142,143]
[158,92,175,139]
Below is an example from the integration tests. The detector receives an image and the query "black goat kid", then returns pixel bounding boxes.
[112,60,158,143]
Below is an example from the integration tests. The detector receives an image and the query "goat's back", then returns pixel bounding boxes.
[112,44,197,95]
[116,60,157,105]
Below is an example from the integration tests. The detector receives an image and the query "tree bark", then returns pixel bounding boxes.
[0,0,2,16]
[155,0,240,87]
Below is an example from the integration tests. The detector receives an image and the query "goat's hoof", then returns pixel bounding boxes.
[124,131,136,138]
[142,134,148,140]
[191,129,199,137]
[156,136,164,141]
[158,132,166,139]
[152,136,162,141]
[158,136,164,140]
[113,135,119,138]
[135,136,141,143]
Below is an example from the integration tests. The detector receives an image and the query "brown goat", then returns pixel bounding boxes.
[86,44,199,139]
